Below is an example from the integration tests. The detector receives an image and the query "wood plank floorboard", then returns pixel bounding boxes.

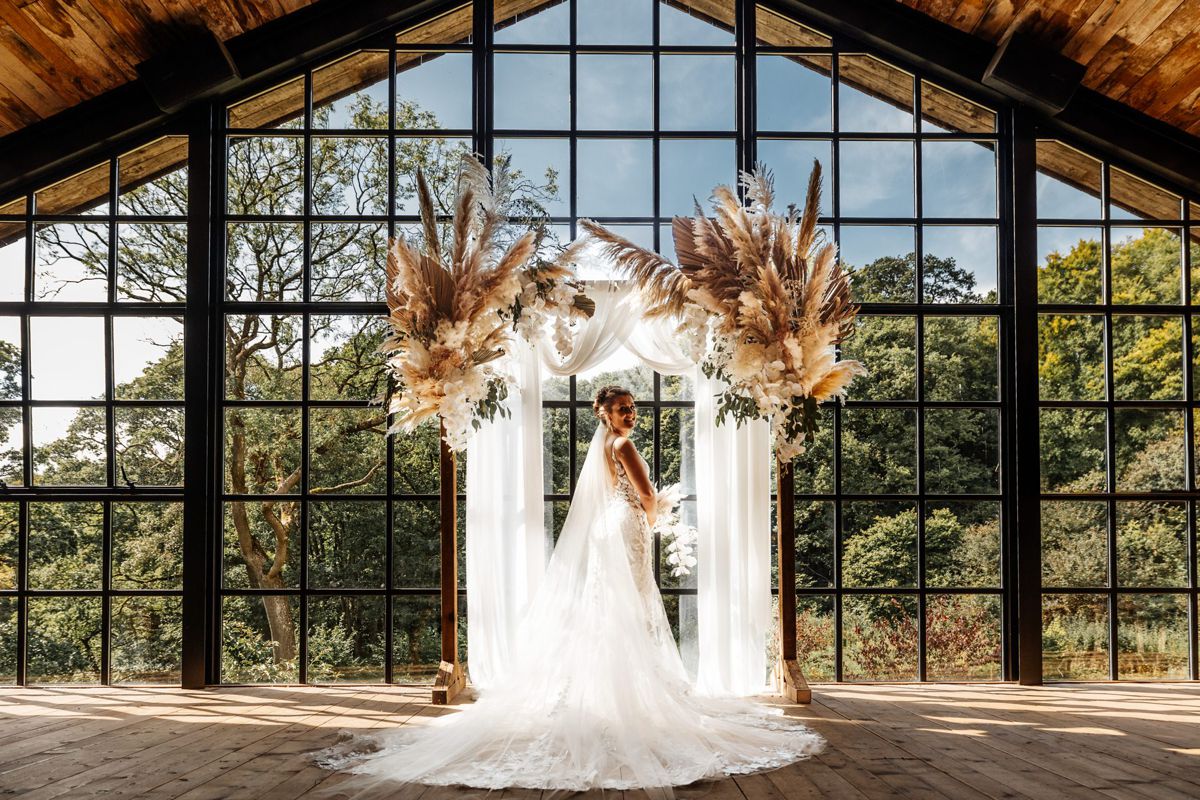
[0,683,1196,800]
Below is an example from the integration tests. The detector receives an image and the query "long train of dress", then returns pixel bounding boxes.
[313,426,825,796]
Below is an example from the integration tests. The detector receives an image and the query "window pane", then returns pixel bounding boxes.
[0,503,15,590]
[228,77,304,130]
[795,595,835,680]
[32,406,106,486]
[794,406,833,494]
[1042,500,1107,587]
[1115,409,1184,492]
[660,0,733,45]
[1111,315,1182,401]
[926,502,1000,587]
[1192,228,1200,304]
[660,56,734,131]
[29,501,103,589]
[226,223,304,301]
[1037,227,1102,305]
[495,0,568,44]
[394,500,440,587]
[117,222,187,302]
[311,222,388,301]
[395,137,473,215]
[312,137,389,215]
[308,595,386,682]
[35,162,109,216]
[116,406,184,486]
[310,315,387,401]
[34,222,108,301]
[838,55,913,133]
[577,140,653,217]
[1116,594,1189,679]
[1038,314,1105,401]
[113,316,184,400]
[28,597,102,683]
[757,55,831,132]
[223,407,302,494]
[30,316,104,400]
[840,315,915,400]
[309,502,386,588]
[926,594,1002,680]
[118,136,188,215]
[843,593,918,680]
[393,596,441,682]
[495,54,569,130]
[1109,168,1180,221]
[577,0,651,44]
[1043,593,1108,680]
[924,408,999,494]
[922,225,997,302]
[543,408,570,495]
[920,80,995,133]
[496,138,569,219]
[755,140,831,217]
[224,314,303,400]
[841,409,917,495]
[843,502,917,587]
[1036,140,1101,219]
[1116,501,1187,588]
[393,421,441,494]
[921,141,996,219]
[923,315,999,402]
[221,595,300,683]
[0,597,15,683]
[309,408,387,495]
[0,197,26,215]
[313,51,389,129]
[839,141,913,217]
[659,139,735,217]
[112,501,183,590]
[1110,227,1182,305]
[839,225,914,302]
[1039,408,1106,493]
[578,55,652,130]
[112,596,182,684]
[226,136,305,215]
[396,52,472,130]
[0,404,19,488]
[223,500,300,588]
[0,315,21,401]
[0,223,24,302]
[795,500,833,588]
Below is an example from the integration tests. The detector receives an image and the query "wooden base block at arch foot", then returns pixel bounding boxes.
[432,660,467,705]
[777,657,812,704]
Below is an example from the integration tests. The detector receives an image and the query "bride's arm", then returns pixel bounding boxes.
[613,437,657,527]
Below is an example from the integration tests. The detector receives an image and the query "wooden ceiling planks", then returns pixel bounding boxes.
[0,0,322,136]
[915,0,1200,137]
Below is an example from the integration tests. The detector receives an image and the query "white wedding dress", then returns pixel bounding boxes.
[314,424,825,797]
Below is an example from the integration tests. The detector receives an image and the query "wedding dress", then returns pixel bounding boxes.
[314,423,825,797]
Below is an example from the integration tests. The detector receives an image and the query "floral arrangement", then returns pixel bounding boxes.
[382,153,594,452]
[653,483,697,577]
[580,161,865,461]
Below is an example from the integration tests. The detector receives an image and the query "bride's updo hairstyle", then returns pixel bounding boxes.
[593,384,631,428]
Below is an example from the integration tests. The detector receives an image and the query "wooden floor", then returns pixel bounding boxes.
[0,683,1198,799]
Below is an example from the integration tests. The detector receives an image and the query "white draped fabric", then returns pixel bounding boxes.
[466,278,773,695]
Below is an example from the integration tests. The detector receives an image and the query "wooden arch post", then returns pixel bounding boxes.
[776,458,812,703]
[432,422,466,704]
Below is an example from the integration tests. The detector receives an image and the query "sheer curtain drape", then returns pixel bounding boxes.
[466,280,773,695]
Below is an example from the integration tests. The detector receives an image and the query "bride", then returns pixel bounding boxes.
[315,385,826,796]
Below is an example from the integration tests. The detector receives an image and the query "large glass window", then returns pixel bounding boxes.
[0,137,188,684]
[1037,140,1195,680]
[759,37,1006,681]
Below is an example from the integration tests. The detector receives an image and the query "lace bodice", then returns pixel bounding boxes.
[607,441,656,601]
